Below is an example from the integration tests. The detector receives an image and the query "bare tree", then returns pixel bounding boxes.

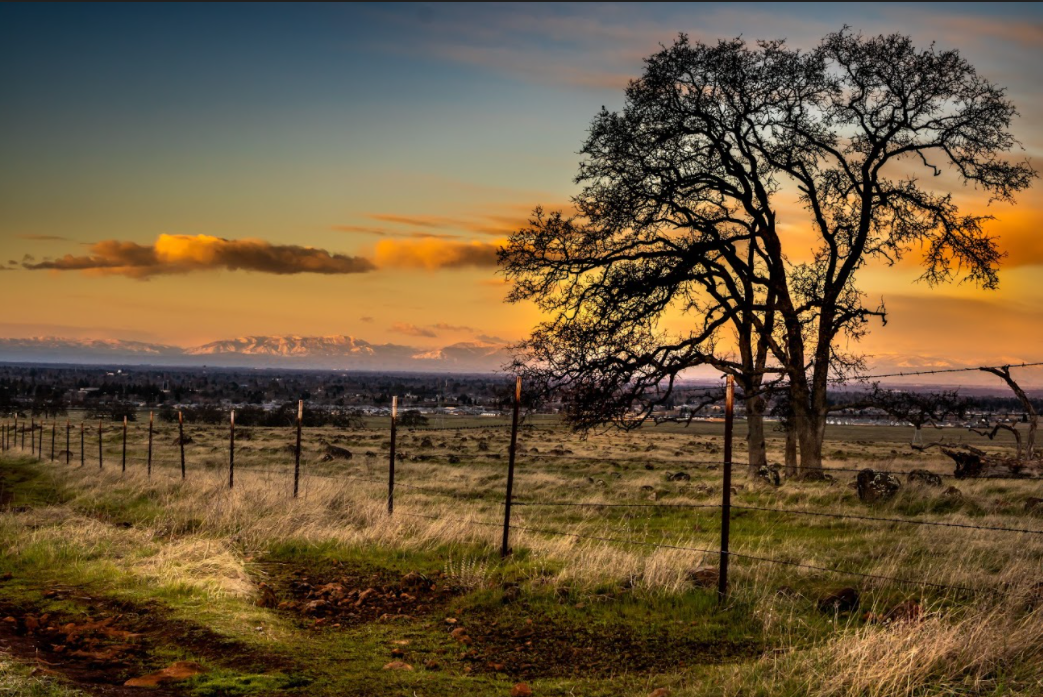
[501,30,1036,472]
[978,365,1038,459]
[866,386,968,446]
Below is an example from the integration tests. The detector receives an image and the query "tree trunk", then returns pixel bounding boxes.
[745,395,767,474]
[784,423,798,478]
[795,412,826,478]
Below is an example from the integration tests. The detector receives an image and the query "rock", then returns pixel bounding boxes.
[450,627,472,644]
[124,661,207,687]
[255,582,278,608]
[686,567,718,588]
[424,659,441,670]
[818,587,860,613]
[501,582,521,604]
[382,661,413,671]
[884,600,922,623]
[320,444,353,462]
[754,465,781,487]
[907,470,943,487]
[856,470,901,504]
[668,472,691,482]
[511,683,534,697]
[445,617,458,625]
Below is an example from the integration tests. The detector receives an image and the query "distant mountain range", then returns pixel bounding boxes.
[0,335,513,372]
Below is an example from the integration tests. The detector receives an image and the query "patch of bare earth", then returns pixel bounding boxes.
[0,583,295,695]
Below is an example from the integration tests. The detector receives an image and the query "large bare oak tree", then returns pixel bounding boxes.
[500,29,1035,471]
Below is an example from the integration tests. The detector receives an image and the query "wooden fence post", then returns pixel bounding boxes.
[228,409,235,489]
[121,415,128,473]
[31,417,35,457]
[98,421,104,469]
[80,423,85,467]
[51,421,56,461]
[718,375,735,604]
[501,376,522,558]
[178,411,186,480]
[66,420,71,464]
[388,396,397,516]
[147,411,153,479]
[294,400,303,498]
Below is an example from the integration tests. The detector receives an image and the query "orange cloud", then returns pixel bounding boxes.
[374,238,502,270]
[23,234,375,279]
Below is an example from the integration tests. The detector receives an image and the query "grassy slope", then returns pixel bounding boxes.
[0,419,1041,696]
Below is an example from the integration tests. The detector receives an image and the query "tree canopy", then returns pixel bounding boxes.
[500,29,1035,470]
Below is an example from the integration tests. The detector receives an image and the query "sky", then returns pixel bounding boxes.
[1,2,1042,375]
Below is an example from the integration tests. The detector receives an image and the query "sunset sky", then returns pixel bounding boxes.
[1,3,1041,374]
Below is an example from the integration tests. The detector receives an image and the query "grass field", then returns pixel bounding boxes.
[1,415,1041,696]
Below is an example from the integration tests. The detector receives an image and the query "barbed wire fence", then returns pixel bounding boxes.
[2,363,1043,602]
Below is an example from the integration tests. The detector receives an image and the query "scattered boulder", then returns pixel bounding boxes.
[320,444,353,462]
[382,661,413,671]
[754,465,781,487]
[907,469,943,487]
[818,587,860,613]
[511,683,534,697]
[667,472,691,482]
[686,567,718,588]
[124,661,207,687]
[856,469,901,504]
[884,600,923,624]
[255,582,278,608]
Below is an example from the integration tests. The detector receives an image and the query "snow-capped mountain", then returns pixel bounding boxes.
[0,335,511,372]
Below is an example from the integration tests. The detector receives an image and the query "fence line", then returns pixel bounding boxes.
[2,382,1040,602]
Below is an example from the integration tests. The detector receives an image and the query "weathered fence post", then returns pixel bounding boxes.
[228,409,235,489]
[31,417,35,457]
[178,411,186,480]
[718,375,735,604]
[98,421,104,469]
[501,376,522,558]
[66,420,71,464]
[20,418,24,450]
[121,415,128,473]
[388,396,397,516]
[147,411,153,479]
[50,421,56,461]
[39,423,44,459]
[294,400,303,498]
[80,423,85,467]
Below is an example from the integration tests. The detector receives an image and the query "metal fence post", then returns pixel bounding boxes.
[388,396,397,516]
[501,377,522,557]
[718,374,735,604]
[178,410,186,479]
[228,409,235,489]
[294,400,303,498]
